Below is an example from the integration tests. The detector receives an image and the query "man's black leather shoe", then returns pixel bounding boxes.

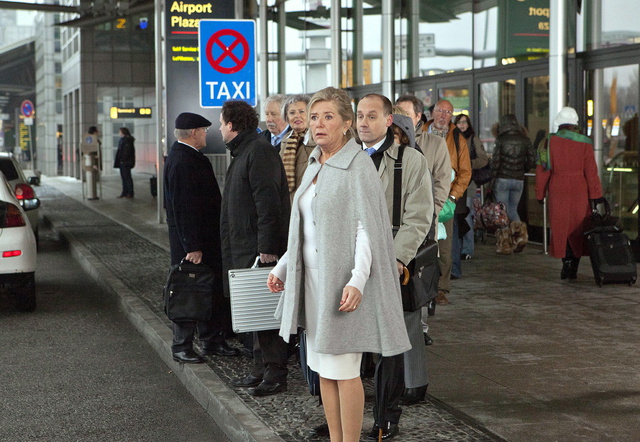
[172,350,205,364]
[400,384,428,405]
[201,342,239,357]
[424,333,433,346]
[367,423,399,440]
[308,423,330,437]
[249,380,287,397]
[231,374,262,388]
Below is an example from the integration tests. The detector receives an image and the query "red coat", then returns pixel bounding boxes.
[535,130,602,258]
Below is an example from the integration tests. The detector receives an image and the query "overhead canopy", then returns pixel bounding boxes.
[0,38,35,115]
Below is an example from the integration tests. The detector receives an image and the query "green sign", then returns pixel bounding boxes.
[502,0,550,60]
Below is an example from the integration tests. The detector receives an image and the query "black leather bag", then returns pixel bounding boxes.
[163,260,214,322]
[392,145,440,312]
[400,237,440,311]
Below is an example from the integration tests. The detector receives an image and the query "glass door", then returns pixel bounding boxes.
[524,75,550,244]
[585,64,639,238]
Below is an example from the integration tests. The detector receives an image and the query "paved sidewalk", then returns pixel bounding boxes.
[39,173,502,442]
[39,173,640,441]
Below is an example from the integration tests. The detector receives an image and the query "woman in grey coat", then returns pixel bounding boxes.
[268,87,410,442]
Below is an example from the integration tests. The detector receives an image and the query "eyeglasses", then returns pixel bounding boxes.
[201,127,210,133]
[433,109,453,115]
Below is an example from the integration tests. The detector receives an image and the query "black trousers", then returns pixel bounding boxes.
[372,353,405,426]
[250,329,289,384]
[171,317,225,353]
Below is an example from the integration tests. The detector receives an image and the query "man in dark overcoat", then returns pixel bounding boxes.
[219,100,291,397]
[164,112,238,364]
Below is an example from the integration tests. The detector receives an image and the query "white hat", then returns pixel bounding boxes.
[554,107,579,127]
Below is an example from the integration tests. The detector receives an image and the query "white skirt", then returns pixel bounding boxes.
[304,267,362,380]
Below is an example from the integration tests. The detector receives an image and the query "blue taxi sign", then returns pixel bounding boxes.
[199,20,256,108]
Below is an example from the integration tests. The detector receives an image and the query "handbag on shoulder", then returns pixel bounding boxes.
[392,145,440,312]
[163,259,214,322]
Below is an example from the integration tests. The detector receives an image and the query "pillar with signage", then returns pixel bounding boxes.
[163,0,234,155]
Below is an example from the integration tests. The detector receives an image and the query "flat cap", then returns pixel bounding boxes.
[554,107,579,128]
[175,112,211,129]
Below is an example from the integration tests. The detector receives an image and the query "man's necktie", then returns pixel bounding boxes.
[365,147,376,156]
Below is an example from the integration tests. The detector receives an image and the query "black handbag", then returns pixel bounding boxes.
[392,145,440,312]
[163,259,214,322]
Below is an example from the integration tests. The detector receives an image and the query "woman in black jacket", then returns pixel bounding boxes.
[491,115,535,221]
[114,127,136,198]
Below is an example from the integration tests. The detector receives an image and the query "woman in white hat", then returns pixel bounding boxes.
[535,107,604,279]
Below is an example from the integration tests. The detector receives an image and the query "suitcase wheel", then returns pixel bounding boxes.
[597,276,604,287]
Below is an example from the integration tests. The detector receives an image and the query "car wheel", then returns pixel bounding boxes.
[15,273,36,312]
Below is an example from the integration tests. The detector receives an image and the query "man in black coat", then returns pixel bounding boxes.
[164,112,238,364]
[219,100,291,397]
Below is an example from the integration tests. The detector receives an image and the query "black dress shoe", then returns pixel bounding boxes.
[367,423,399,440]
[231,374,262,388]
[249,380,287,397]
[424,333,433,346]
[201,342,239,357]
[172,350,205,364]
[308,423,330,437]
[400,384,428,405]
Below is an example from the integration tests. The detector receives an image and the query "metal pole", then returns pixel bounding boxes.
[259,0,268,98]
[352,0,363,88]
[330,0,340,87]
[155,0,166,223]
[548,0,567,130]
[381,0,394,99]
[277,1,286,92]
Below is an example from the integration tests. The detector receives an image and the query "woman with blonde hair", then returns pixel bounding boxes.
[268,87,410,441]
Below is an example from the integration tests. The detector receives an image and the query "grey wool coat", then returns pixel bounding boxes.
[275,138,411,357]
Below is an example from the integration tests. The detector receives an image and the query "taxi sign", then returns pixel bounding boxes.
[199,20,256,107]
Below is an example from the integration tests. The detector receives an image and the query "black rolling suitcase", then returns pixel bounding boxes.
[585,199,637,287]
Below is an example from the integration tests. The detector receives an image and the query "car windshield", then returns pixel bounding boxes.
[0,159,19,181]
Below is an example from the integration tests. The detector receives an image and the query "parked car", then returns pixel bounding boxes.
[0,171,37,312]
[0,153,41,243]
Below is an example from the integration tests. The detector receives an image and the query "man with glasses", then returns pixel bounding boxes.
[261,94,290,151]
[164,112,238,364]
[425,100,471,305]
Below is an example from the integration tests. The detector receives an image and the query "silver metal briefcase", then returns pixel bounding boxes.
[228,258,281,333]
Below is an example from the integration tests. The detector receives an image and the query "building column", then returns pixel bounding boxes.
[548,0,567,130]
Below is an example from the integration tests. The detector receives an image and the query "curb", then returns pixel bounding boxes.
[49,218,284,442]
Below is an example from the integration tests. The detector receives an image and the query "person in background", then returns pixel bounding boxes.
[491,114,535,222]
[453,114,489,262]
[261,94,290,151]
[424,100,471,305]
[268,87,410,442]
[88,126,102,171]
[395,95,451,346]
[535,107,603,280]
[114,127,135,198]
[220,100,291,397]
[280,94,315,200]
[164,112,238,364]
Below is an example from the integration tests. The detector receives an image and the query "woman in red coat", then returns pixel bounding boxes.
[535,107,603,279]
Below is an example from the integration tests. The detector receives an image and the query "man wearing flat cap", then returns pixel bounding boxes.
[164,112,238,364]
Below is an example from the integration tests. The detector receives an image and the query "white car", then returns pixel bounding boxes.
[0,153,41,243]
[0,171,37,311]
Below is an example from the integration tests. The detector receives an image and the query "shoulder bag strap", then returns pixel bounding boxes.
[392,145,405,237]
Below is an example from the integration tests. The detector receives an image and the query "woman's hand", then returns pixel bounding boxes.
[267,273,285,293]
[339,285,362,312]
